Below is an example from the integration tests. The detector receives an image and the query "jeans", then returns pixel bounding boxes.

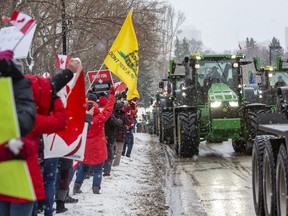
[41,158,59,216]
[122,132,134,157]
[75,162,104,188]
[103,142,115,175]
[0,201,34,216]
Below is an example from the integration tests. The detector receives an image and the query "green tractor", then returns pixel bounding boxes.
[244,56,288,153]
[173,54,253,157]
[156,60,185,144]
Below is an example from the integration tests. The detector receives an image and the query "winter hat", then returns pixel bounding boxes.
[87,92,98,102]
[98,96,108,107]
[115,102,125,111]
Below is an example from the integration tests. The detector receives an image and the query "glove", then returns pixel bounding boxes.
[7,138,36,160]
[109,85,116,95]
[0,50,13,61]
[0,59,24,79]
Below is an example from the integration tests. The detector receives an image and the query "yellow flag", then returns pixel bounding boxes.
[104,11,140,101]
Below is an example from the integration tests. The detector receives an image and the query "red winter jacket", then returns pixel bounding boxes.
[0,75,67,203]
[83,93,115,165]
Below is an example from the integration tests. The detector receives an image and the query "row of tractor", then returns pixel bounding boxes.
[152,54,288,215]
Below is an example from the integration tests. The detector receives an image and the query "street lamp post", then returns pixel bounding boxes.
[61,0,67,55]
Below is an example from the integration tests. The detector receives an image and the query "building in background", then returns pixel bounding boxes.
[177,25,202,41]
[285,27,288,51]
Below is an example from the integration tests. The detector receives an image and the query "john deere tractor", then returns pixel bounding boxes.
[156,60,185,144]
[243,56,288,155]
[173,54,254,157]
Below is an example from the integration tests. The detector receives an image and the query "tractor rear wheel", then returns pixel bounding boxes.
[276,144,288,216]
[162,111,174,144]
[252,135,272,216]
[246,108,271,154]
[176,111,199,157]
[263,139,277,216]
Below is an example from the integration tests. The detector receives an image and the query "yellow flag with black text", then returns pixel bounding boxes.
[104,11,140,100]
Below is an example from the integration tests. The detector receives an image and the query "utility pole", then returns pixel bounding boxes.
[61,0,67,55]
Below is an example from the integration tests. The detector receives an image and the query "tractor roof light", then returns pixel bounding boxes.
[210,101,222,108]
[268,73,273,78]
[231,55,236,59]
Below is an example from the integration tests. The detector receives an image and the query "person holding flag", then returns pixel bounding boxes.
[73,84,116,195]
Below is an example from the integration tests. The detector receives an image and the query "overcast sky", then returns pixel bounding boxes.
[168,0,288,52]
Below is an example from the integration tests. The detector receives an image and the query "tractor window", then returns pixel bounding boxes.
[269,72,288,89]
[197,61,236,90]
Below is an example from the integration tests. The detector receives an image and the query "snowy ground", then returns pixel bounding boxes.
[57,133,168,216]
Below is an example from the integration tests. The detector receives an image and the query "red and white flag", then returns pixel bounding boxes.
[56,54,71,70]
[9,10,36,34]
[43,59,88,160]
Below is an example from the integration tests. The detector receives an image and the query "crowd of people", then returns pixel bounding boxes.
[0,50,138,216]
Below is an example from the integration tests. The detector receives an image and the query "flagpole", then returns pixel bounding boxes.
[85,63,104,95]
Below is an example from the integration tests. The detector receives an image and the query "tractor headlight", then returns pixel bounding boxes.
[182,86,187,90]
[182,92,187,97]
[195,64,200,69]
[268,73,273,78]
[210,101,222,108]
[229,101,239,107]
[233,63,238,68]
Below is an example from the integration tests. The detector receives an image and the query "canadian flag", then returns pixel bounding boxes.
[9,10,36,34]
[56,54,71,69]
[43,59,88,160]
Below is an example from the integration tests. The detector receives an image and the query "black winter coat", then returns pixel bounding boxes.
[105,113,123,144]
[13,78,36,137]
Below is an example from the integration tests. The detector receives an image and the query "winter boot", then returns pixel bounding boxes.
[56,200,68,213]
[92,186,100,194]
[73,183,83,195]
[65,195,78,203]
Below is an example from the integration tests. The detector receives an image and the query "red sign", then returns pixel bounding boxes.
[87,70,112,83]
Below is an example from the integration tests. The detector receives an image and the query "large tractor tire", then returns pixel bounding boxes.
[162,111,174,144]
[276,144,288,216]
[176,111,199,157]
[245,108,271,155]
[252,135,273,216]
[263,139,277,216]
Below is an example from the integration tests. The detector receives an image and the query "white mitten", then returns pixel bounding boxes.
[7,139,23,155]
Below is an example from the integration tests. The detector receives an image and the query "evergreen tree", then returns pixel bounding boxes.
[269,37,284,65]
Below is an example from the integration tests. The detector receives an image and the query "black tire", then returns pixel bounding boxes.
[162,111,174,144]
[276,144,288,216]
[232,139,245,153]
[246,108,271,154]
[252,135,273,216]
[263,139,277,216]
[177,111,199,157]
